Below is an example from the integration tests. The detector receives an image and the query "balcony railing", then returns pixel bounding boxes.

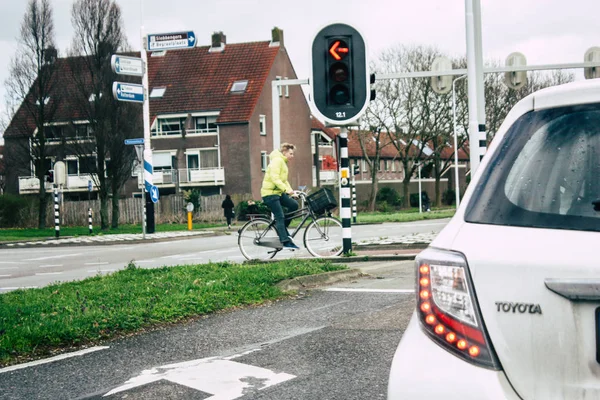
[152,169,177,186]
[19,174,97,194]
[179,167,225,186]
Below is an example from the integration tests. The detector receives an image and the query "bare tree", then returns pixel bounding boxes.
[368,45,445,209]
[4,0,59,229]
[68,0,133,229]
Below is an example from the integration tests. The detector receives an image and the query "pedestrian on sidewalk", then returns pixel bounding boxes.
[222,194,235,229]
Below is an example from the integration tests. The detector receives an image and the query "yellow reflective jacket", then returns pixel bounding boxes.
[261,150,292,197]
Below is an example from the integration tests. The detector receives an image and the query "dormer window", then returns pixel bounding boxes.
[150,87,166,98]
[231,80,248,93]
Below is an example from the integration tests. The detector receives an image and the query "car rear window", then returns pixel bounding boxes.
[465,103,600,232]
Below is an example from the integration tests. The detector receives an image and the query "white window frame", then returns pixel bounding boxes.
[261,151,268,171]
[284,77,289,97]
[259,115,267,136]
[276,76,282,97]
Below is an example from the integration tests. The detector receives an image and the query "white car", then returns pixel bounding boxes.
[388,79,600,400]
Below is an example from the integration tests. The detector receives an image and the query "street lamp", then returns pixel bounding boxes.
[452,75,467,208]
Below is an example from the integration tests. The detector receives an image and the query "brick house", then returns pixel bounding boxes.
[3,28,313,200]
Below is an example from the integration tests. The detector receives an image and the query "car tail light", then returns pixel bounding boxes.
[416,247,501,370]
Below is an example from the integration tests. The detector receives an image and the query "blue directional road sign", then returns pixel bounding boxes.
[147,31,196,51]
[149,185,160,204]
[113,82,144,103]
[124,138,144,145]
[111,55,143,77]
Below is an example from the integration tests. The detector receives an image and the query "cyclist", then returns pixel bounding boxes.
[261,142,299,250]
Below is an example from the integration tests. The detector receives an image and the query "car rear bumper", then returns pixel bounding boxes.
[388,312,522,400]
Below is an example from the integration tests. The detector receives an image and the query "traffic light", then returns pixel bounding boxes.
[46,170,54,183]
[311,23,369,125]
[352,164,360,175]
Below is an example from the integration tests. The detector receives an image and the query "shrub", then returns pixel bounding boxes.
[442,189,456,206]
[182,189,202,213]
[237,200,271,221]
[0,194,31,227]
[376,187,401,207]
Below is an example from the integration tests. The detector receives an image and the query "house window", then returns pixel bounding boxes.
[261,151,268,171]
[384,160,389,171]
[150,87,166,98]
[153,118,184,136]
[259,115,266,136]
[391,160,396,172]
[231,80,248,93]
[199,149,218,168]
[79,156,97,174]
[153,152,174,171]
[187,153,199,170]
[67,159,78,175]
[362,159,368,172]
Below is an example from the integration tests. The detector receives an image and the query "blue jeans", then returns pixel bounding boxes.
[262,194,298,243]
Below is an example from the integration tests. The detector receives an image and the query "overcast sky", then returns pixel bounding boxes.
[1,0,599,143]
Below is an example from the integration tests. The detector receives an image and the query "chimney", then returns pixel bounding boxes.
[270,27,283,47]
[209,31,226,53]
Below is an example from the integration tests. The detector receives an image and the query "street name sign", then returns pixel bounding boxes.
[124,138,144,145]
[147,31,196,51]
[112,82,144,103]
[111,55,143,76]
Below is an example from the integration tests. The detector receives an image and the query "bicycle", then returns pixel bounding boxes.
[237,188,343,260]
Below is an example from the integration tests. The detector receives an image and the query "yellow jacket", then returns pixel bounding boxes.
[261,150,292,197]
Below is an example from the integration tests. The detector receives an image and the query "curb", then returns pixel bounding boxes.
[276,268,366,291]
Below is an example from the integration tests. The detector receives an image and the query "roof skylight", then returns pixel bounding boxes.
[150,87,167,98]
[231,80,248,93]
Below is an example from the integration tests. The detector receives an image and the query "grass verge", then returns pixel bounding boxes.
[0,259,346,367]
[355,208,455,224]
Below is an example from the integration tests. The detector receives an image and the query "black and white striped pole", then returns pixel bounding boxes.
[339,127,352,254]
[351,168,357,223]
[54,185,60,238]
[88,208,93,234]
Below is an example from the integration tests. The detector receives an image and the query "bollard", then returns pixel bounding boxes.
[88,208,93,234]
[352,175,357,223]
[54,186,60,238]
[187,211,193,230]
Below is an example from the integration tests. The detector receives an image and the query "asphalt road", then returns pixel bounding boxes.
[0,260,417,400]
[0,219,447,292]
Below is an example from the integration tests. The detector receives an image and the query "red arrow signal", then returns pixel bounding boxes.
[329,40,349,60]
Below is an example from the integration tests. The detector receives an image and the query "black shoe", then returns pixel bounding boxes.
[282,241,300,250]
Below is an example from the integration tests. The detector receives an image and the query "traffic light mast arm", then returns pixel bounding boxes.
[271,78,309,150]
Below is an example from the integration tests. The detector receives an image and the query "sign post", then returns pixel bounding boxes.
[125,138,147,239]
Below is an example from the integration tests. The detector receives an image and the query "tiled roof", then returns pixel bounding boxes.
[310,117,337,140]
[147,41,279,123]
[5,41,280,137]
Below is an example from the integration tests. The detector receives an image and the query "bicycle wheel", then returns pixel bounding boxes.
[303,216,343,257]
[238,218,280,261]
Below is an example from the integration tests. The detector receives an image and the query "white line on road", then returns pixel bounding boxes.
[0,267,18,271]
[323,288,415,293]
[0,346,110,374]
[39,264,63,268]
[0,275,12,278]
[0,261,24,264]
[0,286,38,291]
[84,262,109,266]
[35,272,63,276]
[26,253,83,261]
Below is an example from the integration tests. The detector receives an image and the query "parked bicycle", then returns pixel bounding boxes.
[237,188,343,260]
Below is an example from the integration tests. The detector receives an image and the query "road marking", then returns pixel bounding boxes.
[35,272,63,276]
[26,253,83,261]
[0,267,18,271]
[134,260,156,263]
[0,286,38,291]
[105,352,295,398]
[323,288,415,293]
[84,262,109,266]
[0,274,12,278]
[0,346,110,374]
[39,264,63,268]
[0,261,24,264]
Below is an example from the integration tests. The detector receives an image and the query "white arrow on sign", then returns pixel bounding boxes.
[104,350,295,399]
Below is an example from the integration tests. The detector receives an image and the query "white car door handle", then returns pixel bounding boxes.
[544,279,600,301]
